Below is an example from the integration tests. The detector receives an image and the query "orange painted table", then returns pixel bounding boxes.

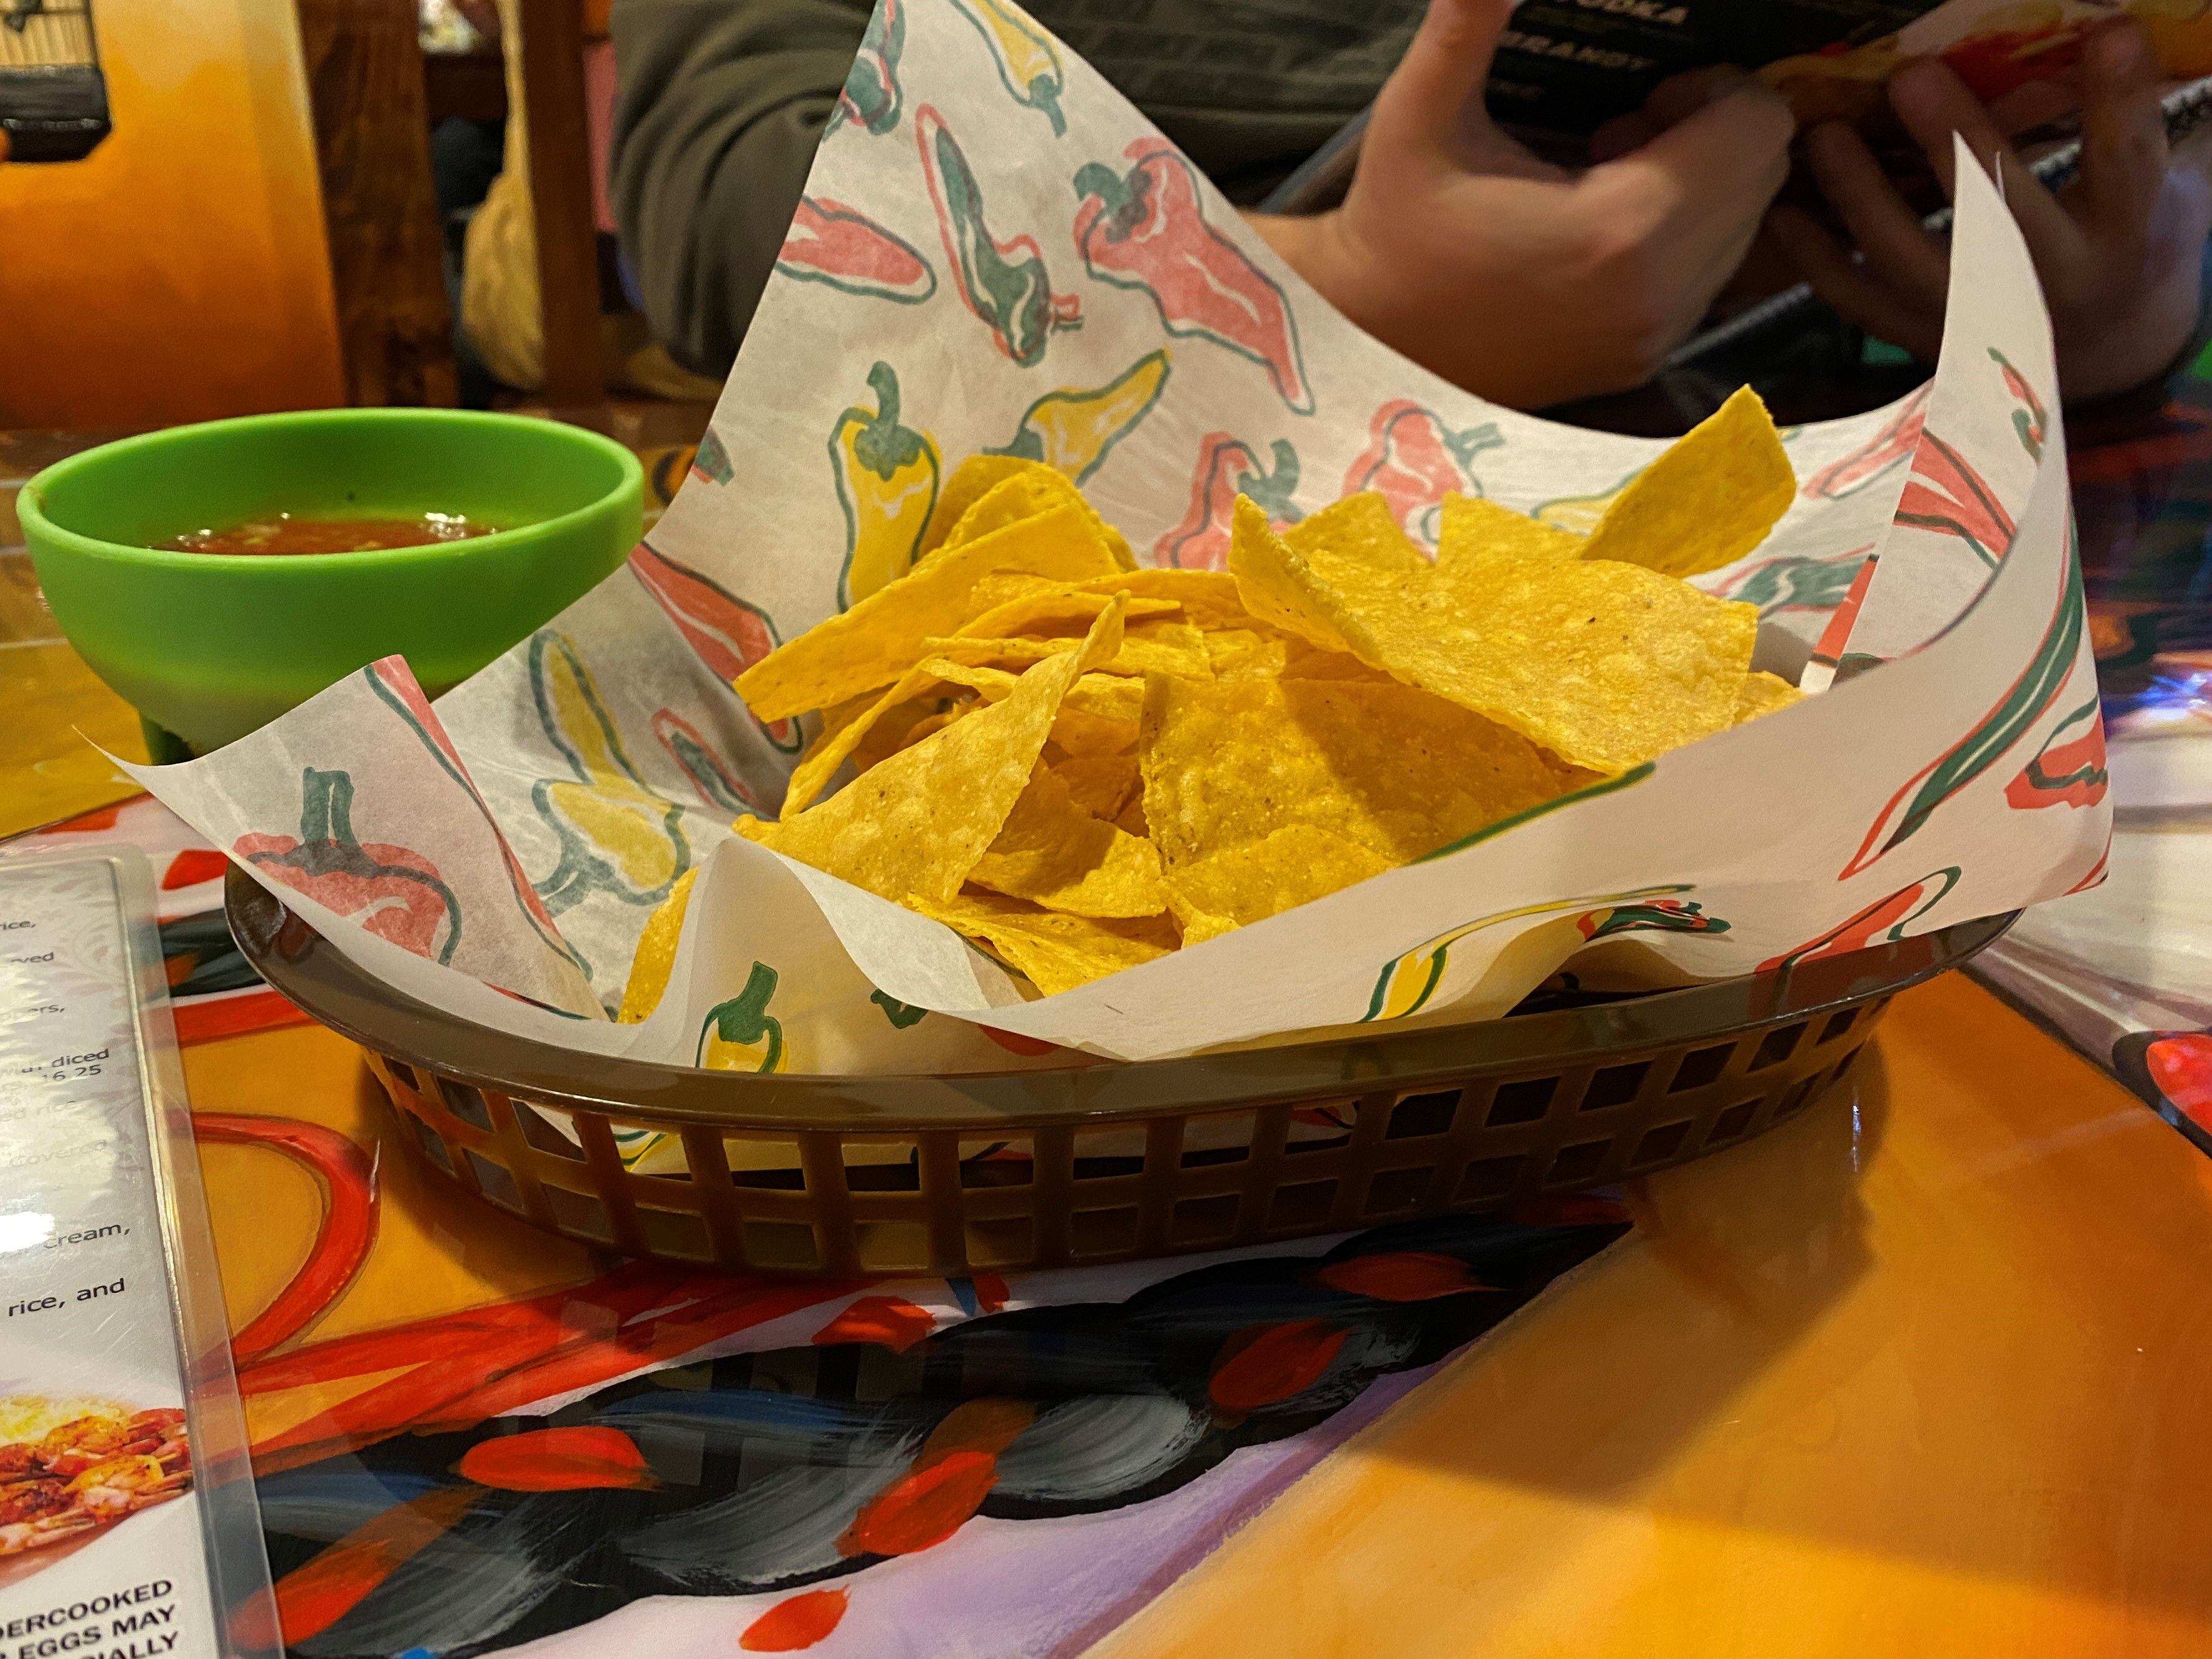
[7,419,2211,1657]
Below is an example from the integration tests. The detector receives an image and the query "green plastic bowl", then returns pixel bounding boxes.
[21,409,645,754]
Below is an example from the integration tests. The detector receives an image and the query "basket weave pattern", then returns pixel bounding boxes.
[366,1002,1881,1277]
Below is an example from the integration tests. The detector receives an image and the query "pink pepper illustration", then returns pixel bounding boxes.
[236,768,462,964]
[652,708,761,813]
[1839,558,2083,878]
[1759,868,1960,972]
[629,541,801,753]
[2004,696,2108,810]
[918,105,1081,366]
[1340,400,1502,544]
[1154,433,1301,570]
[1073,138,1312,412]
[1802,386,1929,499]
[776,197,937,304]
[1895,429,2015,569]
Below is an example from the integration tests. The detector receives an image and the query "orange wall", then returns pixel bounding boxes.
[0,0,345,427]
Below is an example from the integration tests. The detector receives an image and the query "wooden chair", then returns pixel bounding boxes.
[294,0,605,407]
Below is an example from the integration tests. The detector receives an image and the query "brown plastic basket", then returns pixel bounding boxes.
[229,869,2007,1278]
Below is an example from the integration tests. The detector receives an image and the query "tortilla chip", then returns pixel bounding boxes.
[1074,568,1256,629]
[782,640,1014,815]
[1436,493,1583,572]
[1578,386,1795,578]
[735,500,1122,720]
[968,765,1166,918]
[918,454,1038,556]
[1203,628,1291,680]
[961,589,1178,639]
[928,625,1212,682]
[922,657,1141,746]
[936,460,1137,569]
[741,599,1127,902]
[1165,824,1397,941]
[918,891,1178,994]
[1048,749,1141,820]
[1284,492,1429,578]
[1139,675,1564,875]
[1734,670,1805,724]
[1114,792,1149,839]
[618,866,698,1022]
[1232,500,1755,775]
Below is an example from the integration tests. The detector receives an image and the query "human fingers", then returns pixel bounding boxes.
[1768,202,1945,360]
[1588,112,1658,163]
[1368,0,1517,166]
[1597,80,1793,264]
[1888,56,2079,259]
[1644,64,1752,130]
[1803,120,1950,310]
[2075,18,2168,250]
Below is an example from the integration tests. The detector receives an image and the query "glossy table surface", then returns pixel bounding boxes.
[5,399,2210,1655]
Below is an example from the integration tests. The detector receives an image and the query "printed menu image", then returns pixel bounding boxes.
[0,1396,192,1587]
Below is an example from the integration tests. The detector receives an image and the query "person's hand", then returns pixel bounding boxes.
[1248,0,1794,409]
[1767,18,2212,402]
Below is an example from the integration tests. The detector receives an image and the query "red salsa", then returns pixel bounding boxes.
[159,512,497,555]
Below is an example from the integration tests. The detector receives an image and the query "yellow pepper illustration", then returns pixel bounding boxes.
[831,361,942,607]
[1533,467,1638,535]
[953,0,1068,133]
[530,633,690,921]
[997,349,1170,483]
[1366,885,1692,1022]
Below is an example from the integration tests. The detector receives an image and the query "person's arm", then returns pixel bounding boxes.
[1767,17,2212,402]
[1240,0,1796,411]
[609,0,868,379]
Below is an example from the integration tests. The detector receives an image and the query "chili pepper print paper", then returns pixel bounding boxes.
[125,1,2105,1073]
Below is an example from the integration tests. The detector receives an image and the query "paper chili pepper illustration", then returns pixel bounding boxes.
[1990,346,2047,460]
[832,360,942,606]
[1840,561,2084,877]
[363,657,588,979]
[1073,138,1312,412]
[992,348,1169,483]
[952,0,1066,133]
[777,197,938,303]
[919,105,1081,366]
[832,0,906,136]
[1363,879,1687,1024]
[236,768,462,964]
[1895,429,2016,569]
[630,542,801,751]
[1340,399,1502,543]
[1532,466,1638,535]
[1714,548,1869,616]
[698,961,788,1072]
[1803,385,1927,498]
[652,708,761,812]
[690,428,734,485]
[2005,697,2108,810]
[1575,898,1727,941]
[1758,868,1960,972]
[1156,433,1301,570]
[528,632,691,916]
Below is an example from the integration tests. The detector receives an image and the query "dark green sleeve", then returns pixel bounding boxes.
[609,0,870,378]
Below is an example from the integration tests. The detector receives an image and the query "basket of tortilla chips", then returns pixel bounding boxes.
[174,0,2096,1277]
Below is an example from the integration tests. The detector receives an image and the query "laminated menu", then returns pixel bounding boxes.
[1490,0,2212,150]
[126,0,2106,1080]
